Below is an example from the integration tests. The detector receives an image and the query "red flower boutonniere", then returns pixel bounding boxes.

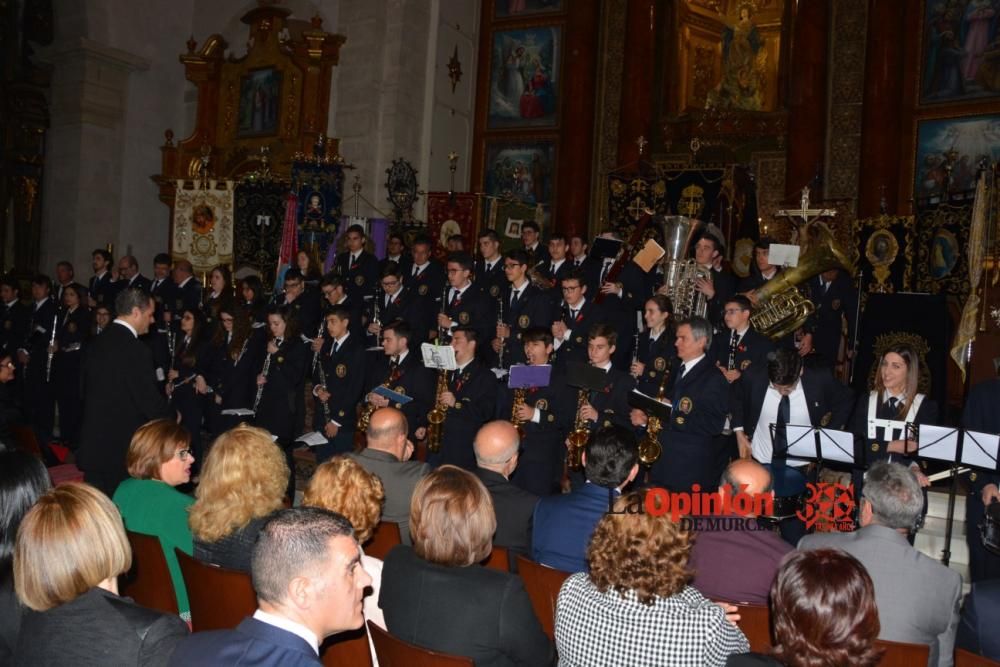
[602,384,611,394]
[351,263,359,270]
[737,343,747,353]
[453,297,462,308]
[575,311,583,323]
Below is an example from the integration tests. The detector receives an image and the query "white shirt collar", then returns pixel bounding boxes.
[128,274,139,285]
[414,261,430,271]
[396,349,409,365]
[567,296,586,311]
[453,282,471,296]
[681,354,705,373]
[34,297,48,309]
[95,270,107,280]
[113,319,138,338]
[761,268,777,281]
[512,278,529,291]
[334,332,350,346]
[456,359,472,373]
[4,299,16,308]
[252,609,319,655]
[551,258,565,270]
[335,295,348,305]
[596,361,613,371]
[178,276,192,288]
[735,325,750,338]
[388,254,401,262]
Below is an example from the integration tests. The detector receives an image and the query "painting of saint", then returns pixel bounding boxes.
[706,4,766,111]
[488,27,561,129]
[484,141,555,225]
[238,69,282,137]
[921,0,1000,103]
[495,0,563,19]
[192,205,215,236]
[914,114,1000,195]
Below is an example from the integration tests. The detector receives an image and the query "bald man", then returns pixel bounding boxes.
[687,460,792,605]
[347,407,429,545]
[473,421,540,571]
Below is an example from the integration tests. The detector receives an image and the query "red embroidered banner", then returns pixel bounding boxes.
[426,192,478,262]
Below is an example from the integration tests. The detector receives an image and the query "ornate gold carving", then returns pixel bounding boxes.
[825,0,868,209]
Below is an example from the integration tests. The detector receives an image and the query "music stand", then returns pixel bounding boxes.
[508,364,552,390]
[770,423,858,469]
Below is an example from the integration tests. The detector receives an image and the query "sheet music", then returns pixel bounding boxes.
[962,429,1000,470]
[768,244,800,267]
[917,424,960,464]
[420,342,457,370]
[784,424,855,464]
[295,431,329,447]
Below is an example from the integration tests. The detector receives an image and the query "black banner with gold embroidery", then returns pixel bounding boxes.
[913,198,974,300]
[234,180,286,278]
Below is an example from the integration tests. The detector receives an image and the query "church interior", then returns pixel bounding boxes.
[4,0,1000,664]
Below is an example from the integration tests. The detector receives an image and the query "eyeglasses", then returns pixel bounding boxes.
[724,308,747,315]
[503,263,523,270]
[176,449,193,461]
[380,280,399,288]
[562,285,582,291]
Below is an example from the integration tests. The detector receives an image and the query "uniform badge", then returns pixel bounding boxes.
[418,284,429,296]
[740,360,752,370]
[648,370,656,378]
[490,285,500,297]
[654,357,666,371]
[675,416,685,425]
[518,315,530,328]
[336,364,347,378]
[547,414,555,422]
[459,312,470,324]
[678,397,693,414]
[871,443,879,452]
[67,322,77,333]
[536,399,548,411]
[832,299,841,311]
[355,275,365,286]
[277,356,284,363]
[395,386,406,395]
[820,411,832,426]
[971,471,978,482]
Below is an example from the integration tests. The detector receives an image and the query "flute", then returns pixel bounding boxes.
[45,313,58,383]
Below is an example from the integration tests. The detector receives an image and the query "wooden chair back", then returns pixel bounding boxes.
[175,548,256,632]
[736,604,772,653]
[120,530,179,616]
[482,546,510,572]
[367,620,473,666]
[874,638,930,666]
[364,521,402,560]
[955,648,1000,667]
[515,555,571,641]
[321,627,373,667]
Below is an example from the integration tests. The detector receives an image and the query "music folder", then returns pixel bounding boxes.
[628,389,671,422]
[588,237,622,261]
[565,361,609,392]
[372,386,413,405]
[508,364,551,390]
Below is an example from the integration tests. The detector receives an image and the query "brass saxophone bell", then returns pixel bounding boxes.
[638,435,662,466]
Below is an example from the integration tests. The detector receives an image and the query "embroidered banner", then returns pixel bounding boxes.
[427,192,478,262]
[172,180,235,274]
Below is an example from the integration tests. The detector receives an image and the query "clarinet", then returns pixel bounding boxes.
[315,343,332,423]
[496,293,507,370]
[310,321,325,373]
[253,337,281,413]
[438,284,449,342]
[630,330,641,378]
[45,313,58,383]
[166,328,176,375]
[727,331,738,371]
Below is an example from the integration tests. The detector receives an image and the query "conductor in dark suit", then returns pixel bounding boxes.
[76,288,171,497]
[170,507,372,667]
[962,378,1000,582]
[474,421,540,571]
[957,578,1000,661]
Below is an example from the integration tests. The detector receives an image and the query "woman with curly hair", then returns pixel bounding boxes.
[726,549,882,667]
[379,465,552,666]
[188,424,288,572]
[555,492,748,667]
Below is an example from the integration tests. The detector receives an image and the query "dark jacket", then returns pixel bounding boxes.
[15,587,188,666]
[169,616,320,667]
[475,468,539,570]
[533,482,616,573]
[194,515,269,573]
[380,545,553,667]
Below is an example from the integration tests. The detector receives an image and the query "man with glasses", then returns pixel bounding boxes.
[318,274,364,340]
[437,252,492,345]
[277,269,320,340]
[550,269,608,370]
[492,249,553,367]
[333,223,378,301]
[372,264,429,346]
[710,294,774,383]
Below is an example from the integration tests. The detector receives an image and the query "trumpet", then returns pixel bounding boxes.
[426,368,448,453]
[253,337,281,413]
[566,389,590,470]
[511,387,527,439]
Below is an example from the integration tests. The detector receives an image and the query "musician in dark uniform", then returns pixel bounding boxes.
[0,277,29,358]
[474,229,506,300]
[691,231,737,330]
[363,319,433,443]
[203,303,263,438]
[806,267,857,372]
[498,327,571,496]
[171,259,203,324]
[520,221,549,266]
[575,323,635,435]
[740,237,816,357]
[405,235,446,306]
[710,295,775,382]
[88,249,115,309]
[54,260,84,304]
[438,252,494,347]
[115,255,152,296]
[319,273,365,340]
[277,269,320,341]
[333,223,379,302]
[150,253,177,327]
[543,233,574,288]
[52,284,90,450]
[254,304,310,499]
[373,264,429,346]
[568,235,600,293]
[166,308,211,464]
[201,264,235,337]
[18,275,58,454]
[238,274,268,324]
[732,348,855,544]
[424,327,497,471]
[379,231,412,276]
[493,249,553,367]
[597,256,647,371]
[312,305,366,463]
[551,269,608,370]
[963,378,1000,582]
[633,317,729,493]
[631,294,676,397]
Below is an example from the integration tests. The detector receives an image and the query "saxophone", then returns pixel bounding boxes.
[566,389,590,470]
[358,359,399,431]
[638,369,670,466]
[426,369,448,453]
[511,387,527,439]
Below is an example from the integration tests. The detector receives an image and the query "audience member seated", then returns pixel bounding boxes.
[689,460,792,605]
[170,507,372,667]
[727,549,883,666]
[113,419,196,620]
[532,425,638,572]
[473,420,539,570]
[189,424,288,572]
[799,462,961,666]
[0,448,50,663]
[380,465,553,666]
[13,483,188,665]
[302,455,386,661]
[348,407,428,545]
[556,491,749,666]
[956,578,1000,661]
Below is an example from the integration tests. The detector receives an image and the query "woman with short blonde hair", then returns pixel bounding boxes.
[188,424,288,572]
[13,483,187,665]
[555,492,749,666]
[379,466,551,665]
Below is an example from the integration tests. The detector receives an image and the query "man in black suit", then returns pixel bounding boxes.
[114,254,151,295]
[333,223,379,302]
[521,220,549,267]
[364,319,433,443]
[373,264,428,346]
[575,323,635,435]
[77,288,172,496]
[474,229,506,300]
[170,507,372,667]
[633,316,729,492]
[312,305,366,462]
[423,326,497,470]
[54,260,85,304]
[807,267,857,372]
[0,277,28,358]
[278,270,321,339]
[474,420,540,571]
[88,248,115,308]
[493,249,553,367]
[149,253,176,324]
[405,234,446,305]
[551,269,608,370]
[568,234,600,293]
[710,295,775,381]
[348,407,429,545]
[438,252,494,346]
[171,259,203,319]
[691,231,737,331]
[378,231,412,276]
[962,378,1000,582]
[18,275,58,454]
[542,232,573,295]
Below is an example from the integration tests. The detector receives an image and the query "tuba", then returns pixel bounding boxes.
[426,369,449,453]
[749,224,854,340]
[566,389,590,470]
[656,216,711,318]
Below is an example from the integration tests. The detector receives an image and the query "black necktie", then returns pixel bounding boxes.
[569,308,577,321]
[887,396,899,416]
[679,364,687,378]
[333,340,340,354]
[774,394,791,457]
[575,259,581,267]
[511,289,519,306]
[450,289,459,307]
